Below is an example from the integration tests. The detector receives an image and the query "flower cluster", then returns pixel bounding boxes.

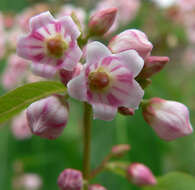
[0,1,193,189]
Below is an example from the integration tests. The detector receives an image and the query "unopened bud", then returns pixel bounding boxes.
[26,95,69,140]
[88,184,107,190]
[111,144,131,157]
[127,163,157,187]
[137,56,169,79]
[142,98,193,141]
[118,107,134,116]
[58,169,83,190]
[89,8,117,36]
[59,63,83,85]
[108,29,153,59]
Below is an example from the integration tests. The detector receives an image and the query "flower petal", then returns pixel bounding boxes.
[29,11,55,31]
[92,103,117,121]
[17,34,45,61]
[121,80,144,109]
[60,16,81,39]
[86,41,111,65]
[67,72,87,101]
[116,50,144,77]
[63,43,82,71]
[31,63,57,78]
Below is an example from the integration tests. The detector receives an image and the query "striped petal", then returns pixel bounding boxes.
[92,103,117,121]
[17,34,45,61]
[31,63,57,78]
[63,43,82,71]
[60,16,81,39]
[29,11,55,31]
[87,41,111,65]
[67,72,87,101]
[116,50,144,77]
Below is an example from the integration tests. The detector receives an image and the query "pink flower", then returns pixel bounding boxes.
[142,98,193,141]
[26,95,69,140]
[88,8,117,36]
[2,54,29,89]
[88,184,107,190]
[108,29,153,59]
[13,173,42,190]
[68,41,144,121]
[17,11,82,78]
[11,111,32,140]
[127,163,157,187]
[58,169,83,190]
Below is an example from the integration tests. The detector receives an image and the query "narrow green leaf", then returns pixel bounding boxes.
[143,172,195,190]
[0,81,66,123]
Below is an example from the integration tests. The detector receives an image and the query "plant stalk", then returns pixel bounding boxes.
[83,102,92,188]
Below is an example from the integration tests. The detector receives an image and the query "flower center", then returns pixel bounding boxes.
[46,35,68,58]
[88,71,110,91]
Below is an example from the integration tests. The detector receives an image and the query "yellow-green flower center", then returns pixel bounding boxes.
[46,35,68,58]
[88,71,110,91]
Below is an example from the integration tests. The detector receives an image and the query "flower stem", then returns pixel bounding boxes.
[83,102,92,187]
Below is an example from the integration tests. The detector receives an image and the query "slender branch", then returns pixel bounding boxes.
[83,102,92,185]
[89,153,112,180]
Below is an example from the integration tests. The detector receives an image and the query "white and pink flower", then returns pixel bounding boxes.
[142,97,193,141]
[68,41,144,121]
[127,163,157,187]
[58,169,83,190]
[26,95,69,140]
[17,11,82,78]
[108,29,153,59]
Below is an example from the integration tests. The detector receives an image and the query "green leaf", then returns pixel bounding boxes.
[143,172,195,190]
[0,81,66,123]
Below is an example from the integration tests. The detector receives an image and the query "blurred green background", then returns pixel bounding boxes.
[0,0,195,189]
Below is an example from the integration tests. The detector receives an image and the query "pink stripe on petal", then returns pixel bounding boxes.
[31,31,44,41]
[107,93,122,106]
[113,86,129,95]
[111,65,123,72]
[85,65,91,77]
[55,22,61,33]
[116,73,133,83]
[43,26,50,34]
[101,56,113,66]
[33,54,45,61]
[28,45,43,49]
[56,59,63,66]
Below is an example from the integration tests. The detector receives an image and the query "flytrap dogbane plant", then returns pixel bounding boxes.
[0,6,193,190]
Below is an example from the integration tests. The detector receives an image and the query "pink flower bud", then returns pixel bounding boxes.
[111,144,131,157]
[127,163,157,187]
[58,169,83,190]
[59,63,83,85]
[89,8,117,36]
[88,184,107,190]
[26,95,69,140]
[108,29,153,59]
[142,98,193,141]
[137,56,169,79]
[118,107,135,116]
